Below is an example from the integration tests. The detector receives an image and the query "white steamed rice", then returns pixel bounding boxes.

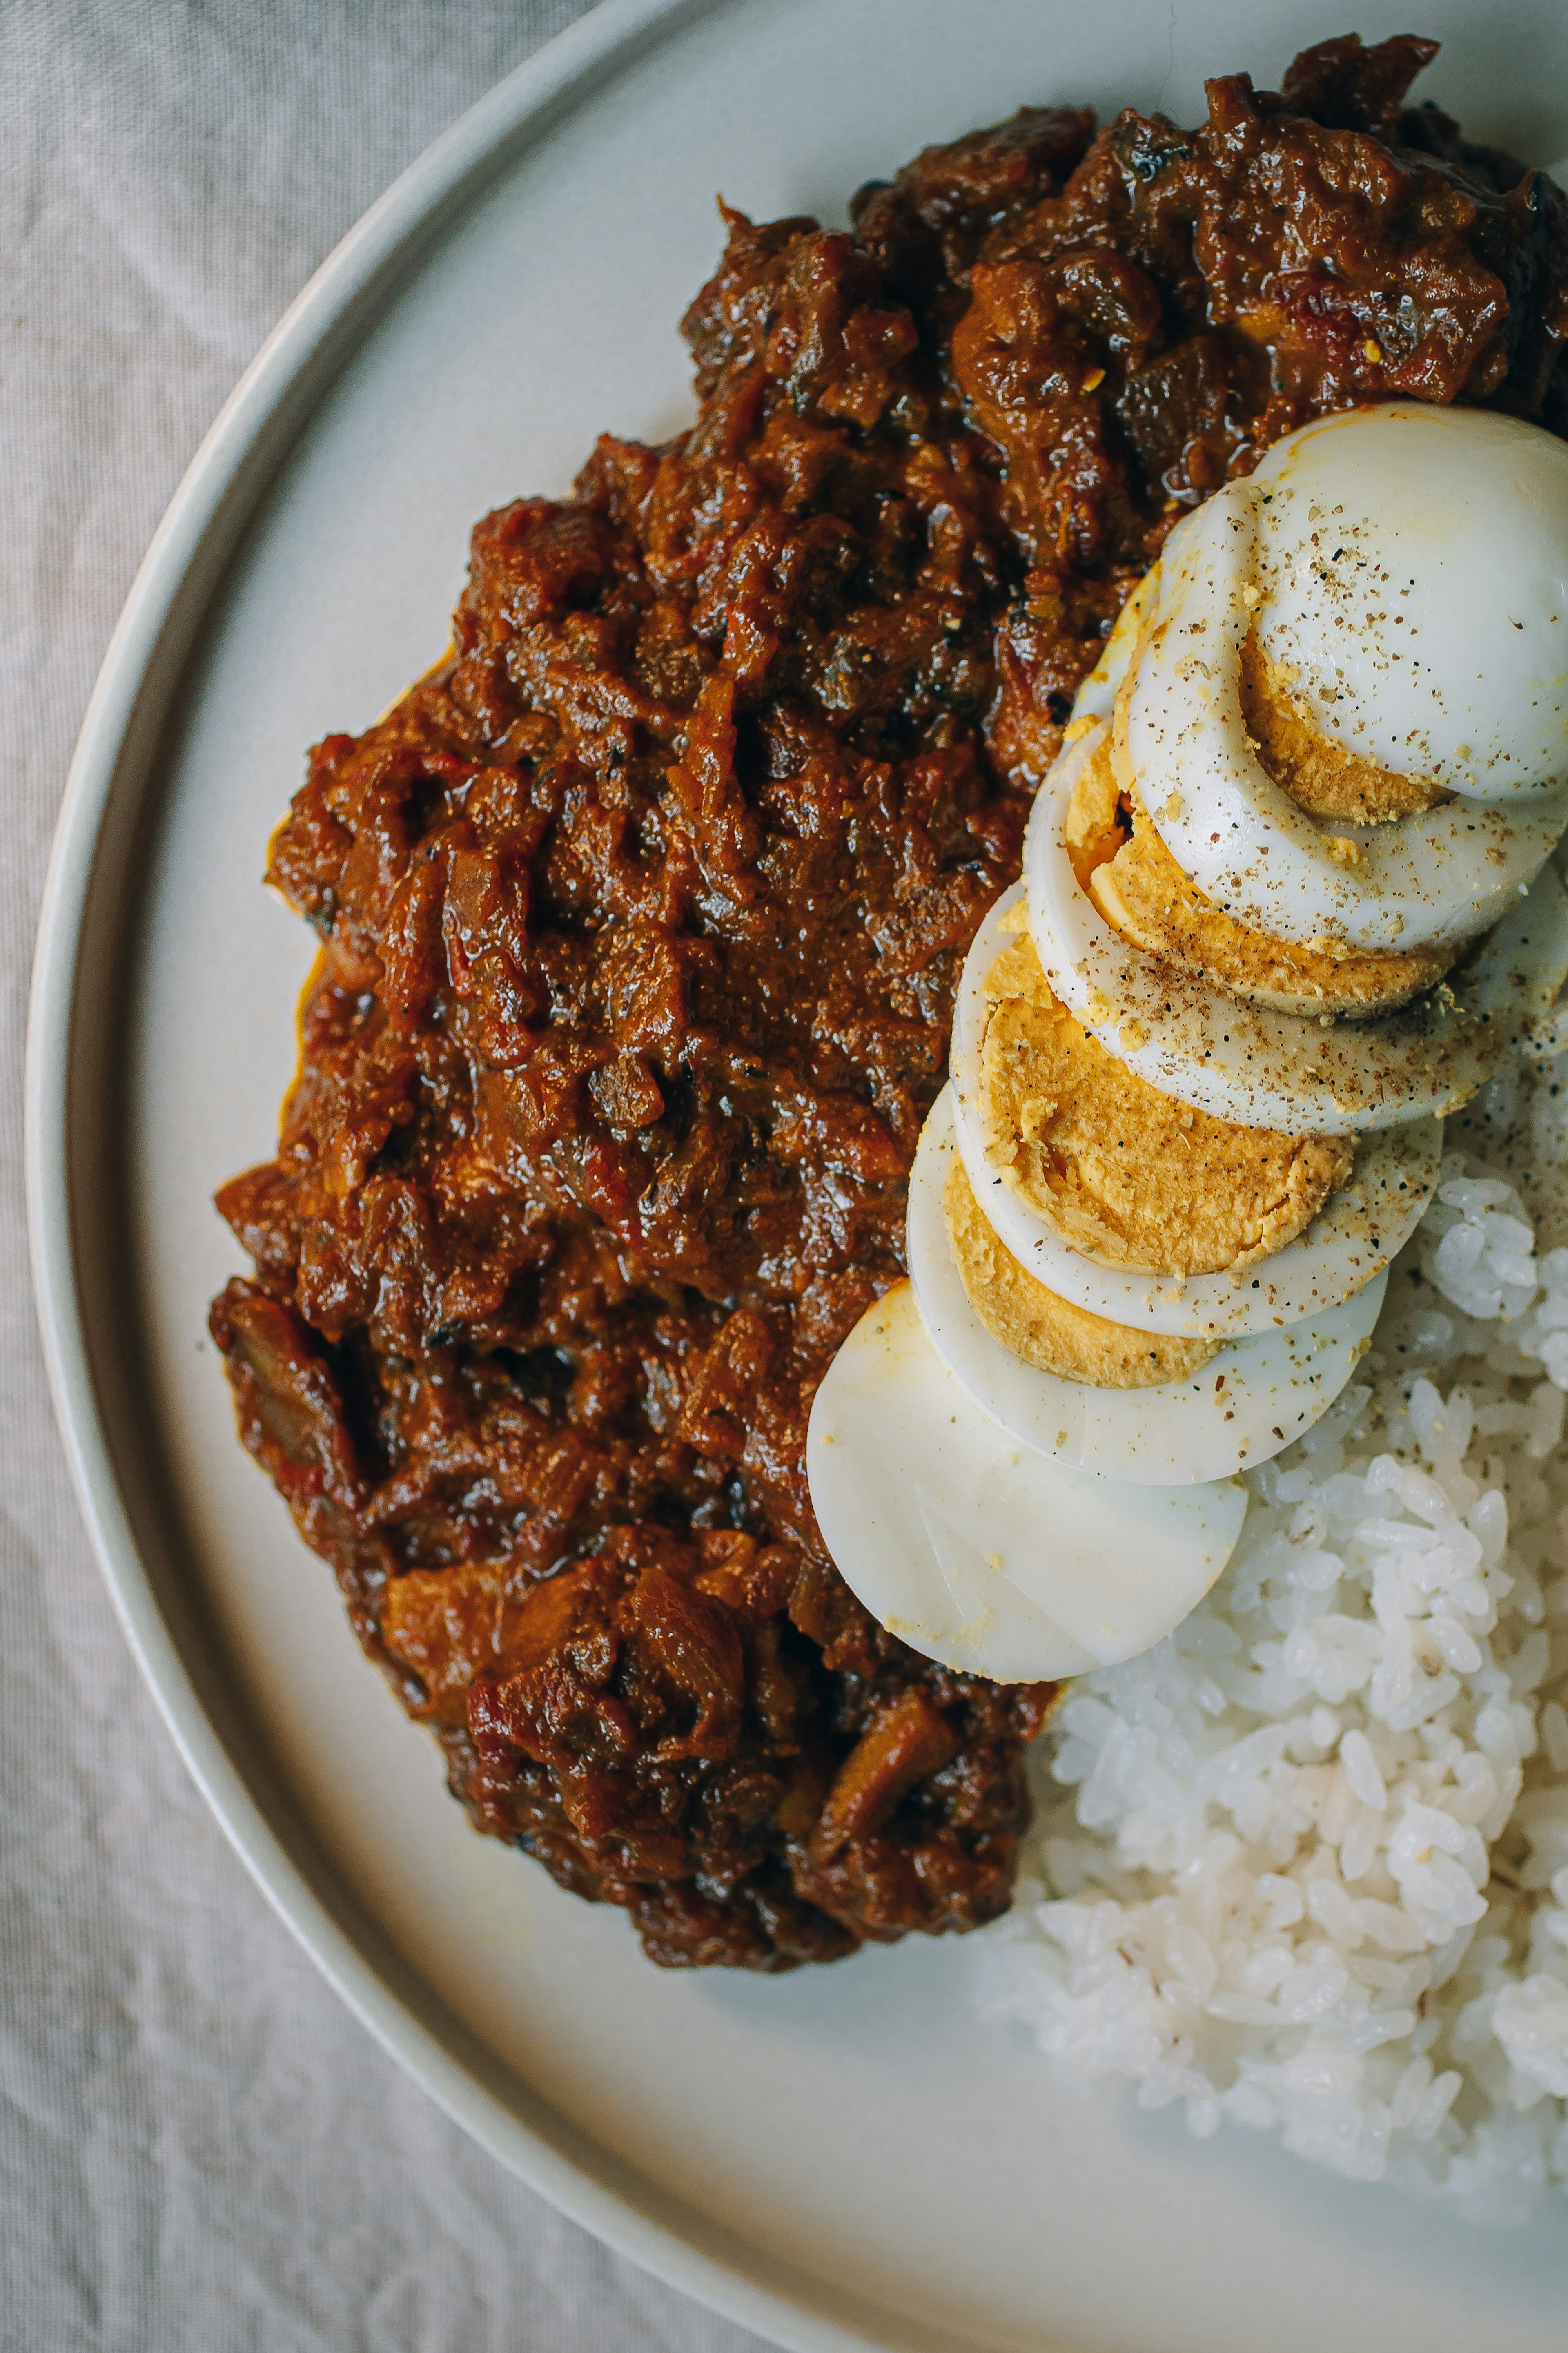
[976,1051,1568,2224]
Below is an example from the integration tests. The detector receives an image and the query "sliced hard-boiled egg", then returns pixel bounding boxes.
[1250,402,1568,801]
[806,1279,1247,1682]
[1129,477,1568,952]
[1025,744,1568,1131]
[909,1087,1385,1483]
[952,885,1441,1335]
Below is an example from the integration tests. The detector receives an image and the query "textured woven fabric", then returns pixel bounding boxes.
[1,5,768,2345]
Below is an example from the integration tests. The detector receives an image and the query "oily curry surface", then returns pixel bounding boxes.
[212,36,1568,1970]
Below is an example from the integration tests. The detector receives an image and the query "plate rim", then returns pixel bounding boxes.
[21,4,1014,2348]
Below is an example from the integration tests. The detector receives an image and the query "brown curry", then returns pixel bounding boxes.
[212,35,1568,1969]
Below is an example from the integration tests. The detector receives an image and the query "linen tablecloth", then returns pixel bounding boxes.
[2,4,771,2343]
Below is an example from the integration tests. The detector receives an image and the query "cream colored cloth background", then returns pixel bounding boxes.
[2,4,771,2345]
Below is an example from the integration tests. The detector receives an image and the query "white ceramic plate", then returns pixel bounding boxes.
[27,4,1568,2348]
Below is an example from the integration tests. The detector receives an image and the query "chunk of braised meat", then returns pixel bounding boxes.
[213,35,1568,1972]
[851,103,1098,317]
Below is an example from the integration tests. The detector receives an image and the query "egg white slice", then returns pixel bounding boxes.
[1024,749,1568,1133]
[806,1280,1247,1682]
[951,884,1442,1335]
[1131,480,1568,953]
[909,1088,1385,1483]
